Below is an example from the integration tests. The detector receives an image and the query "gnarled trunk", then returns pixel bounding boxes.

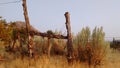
[64,12,74,64]
[22,0,33,58]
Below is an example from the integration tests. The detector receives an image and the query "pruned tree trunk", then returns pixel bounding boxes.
[22,0,33,58]
[64,12,74,64]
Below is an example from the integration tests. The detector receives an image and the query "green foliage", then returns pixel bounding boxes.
[74,26,107,65]
[0,16,2,18]
[0,19,28,47]
[74,27,90,48]
[47,30,54,35]
[92,27,105,47]
[0,19,13,45]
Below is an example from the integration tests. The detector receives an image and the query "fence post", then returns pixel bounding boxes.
[22,0,33,58]
[64,12,74,64]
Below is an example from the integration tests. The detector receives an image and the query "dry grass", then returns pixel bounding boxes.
[0,30,120,68]
[0,55,93,68]
[101,48,120,68]
[0,55,73,68]
[0,40,119,68]
[0,47,119,68]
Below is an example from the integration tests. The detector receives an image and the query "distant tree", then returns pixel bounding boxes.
[0,16,2,18]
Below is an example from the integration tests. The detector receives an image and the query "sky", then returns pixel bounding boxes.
[0,0,120,40]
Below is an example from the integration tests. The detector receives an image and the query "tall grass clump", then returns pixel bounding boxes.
[73,27,108,66]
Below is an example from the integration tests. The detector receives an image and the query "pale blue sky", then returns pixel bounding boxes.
[0,0,120,39]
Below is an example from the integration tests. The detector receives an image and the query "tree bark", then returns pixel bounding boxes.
[22,0,33,58]
[64,12,74,64]
[47,38,52,57]
[29,31,67,39]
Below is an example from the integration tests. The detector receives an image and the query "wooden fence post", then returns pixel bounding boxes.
[22,0,33,58]
[64,12,74,64]
[47,38,52,57]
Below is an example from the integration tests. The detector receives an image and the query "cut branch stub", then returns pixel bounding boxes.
[64,12,74,64]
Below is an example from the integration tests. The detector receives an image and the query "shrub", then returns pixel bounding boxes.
[73,27,108,65]
[33,34,66,56]
[50,39,66,56]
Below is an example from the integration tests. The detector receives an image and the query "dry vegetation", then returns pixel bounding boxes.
[0,19,120,68]
[0,46,120,68]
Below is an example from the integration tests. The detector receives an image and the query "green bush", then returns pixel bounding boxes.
[73,27,108,65]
